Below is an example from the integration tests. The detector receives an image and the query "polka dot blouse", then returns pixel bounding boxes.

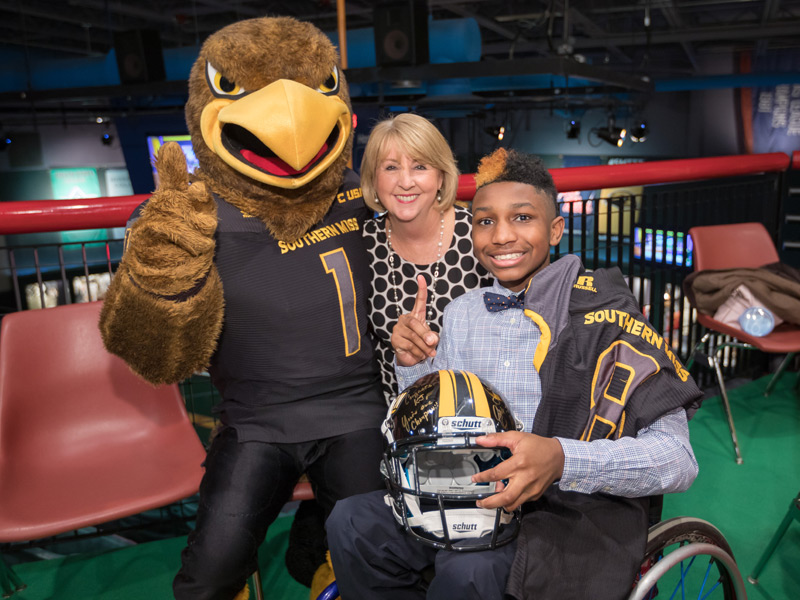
[362,205,492,402]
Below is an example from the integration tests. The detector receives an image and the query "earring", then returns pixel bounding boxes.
[436,190,443,204]
[375,196,383,209]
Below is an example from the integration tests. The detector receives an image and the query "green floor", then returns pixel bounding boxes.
[663,373,800,600]
[7,513,308,600]
[6,373,800,600]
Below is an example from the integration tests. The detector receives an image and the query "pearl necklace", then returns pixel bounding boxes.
[386,211,445,323]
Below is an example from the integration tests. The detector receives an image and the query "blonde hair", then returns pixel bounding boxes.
[360,113,460,213]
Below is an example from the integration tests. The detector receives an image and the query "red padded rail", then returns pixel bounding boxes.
[458,151,792,199]
[0,152,792,235]
[0,194,149,235]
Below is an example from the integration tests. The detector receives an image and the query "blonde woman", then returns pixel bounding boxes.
[361,113,491,401]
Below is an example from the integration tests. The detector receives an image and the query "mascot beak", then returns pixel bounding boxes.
[200,79,352,190]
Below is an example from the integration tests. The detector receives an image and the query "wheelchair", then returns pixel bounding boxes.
[311,514,747,600]
[629,516,746,600]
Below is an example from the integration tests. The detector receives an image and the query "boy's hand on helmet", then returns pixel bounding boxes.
[471,432,565,512]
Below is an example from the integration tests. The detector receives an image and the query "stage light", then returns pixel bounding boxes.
[101,132,114,146]
[566,119,581,139]
[594,117,626,147]
[485,125,505,141]
[596,128,625,147]
[630,121,648,142]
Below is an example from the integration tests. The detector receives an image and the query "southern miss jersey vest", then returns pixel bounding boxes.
[127,169,385,444]
[506,255,702,600]
[209,169,385,443]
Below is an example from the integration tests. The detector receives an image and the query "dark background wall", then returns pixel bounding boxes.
[0,83,741,199]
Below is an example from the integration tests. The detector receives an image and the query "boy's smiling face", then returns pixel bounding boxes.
[472,181,565,292]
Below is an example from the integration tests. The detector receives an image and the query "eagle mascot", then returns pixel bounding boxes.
[100,17,385,600]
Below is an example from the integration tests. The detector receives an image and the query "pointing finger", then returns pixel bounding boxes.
[411,274,429,322]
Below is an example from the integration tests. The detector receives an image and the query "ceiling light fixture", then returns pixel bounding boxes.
[100,120,114,146]
[566,119,581,139]
[630,121,648,142]
[485,125,505,141]
[594,117,626,147]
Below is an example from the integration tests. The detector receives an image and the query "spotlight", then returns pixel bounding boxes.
[101,132,114,146]
[566,119,581,139]
[485,125,505,141]
[594,117,626,147]
[630,121,648,142]
[596,128,625,147]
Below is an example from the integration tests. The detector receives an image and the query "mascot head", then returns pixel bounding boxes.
[185,17,354,241]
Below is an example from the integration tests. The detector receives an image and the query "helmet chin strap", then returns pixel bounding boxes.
[406,507,513,541]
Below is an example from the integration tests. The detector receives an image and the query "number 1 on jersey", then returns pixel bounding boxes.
[320,248,361,356]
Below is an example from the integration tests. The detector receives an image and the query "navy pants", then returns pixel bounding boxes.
[173,427,385,600]
[326,490,517,600]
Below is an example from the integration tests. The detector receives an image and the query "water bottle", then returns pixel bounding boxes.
[738,306,775,337]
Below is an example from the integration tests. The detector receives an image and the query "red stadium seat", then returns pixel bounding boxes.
[0,300,315,598]
[686,222,800,463]
[0,301,206,595]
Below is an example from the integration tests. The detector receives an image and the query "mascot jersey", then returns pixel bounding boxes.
[126,169,385,444]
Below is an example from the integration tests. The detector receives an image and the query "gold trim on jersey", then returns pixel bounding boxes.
[523,309,551,372]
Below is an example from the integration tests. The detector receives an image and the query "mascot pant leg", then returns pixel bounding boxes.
[174,427,385,599]
[326,490,515,600]
[302,427,386,512]
[287,427,386,586]
[173,428,301,600]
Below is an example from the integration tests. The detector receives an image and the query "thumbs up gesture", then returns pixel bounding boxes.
[124,142,217,297]
[390,275,440,367]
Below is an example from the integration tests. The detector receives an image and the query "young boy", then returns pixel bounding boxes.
[326,148,703,600]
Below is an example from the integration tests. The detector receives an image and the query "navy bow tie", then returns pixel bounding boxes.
[483,291,524,312]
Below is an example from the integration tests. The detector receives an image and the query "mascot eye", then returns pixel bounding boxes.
[206,62,247,98]
[316,66,340,95]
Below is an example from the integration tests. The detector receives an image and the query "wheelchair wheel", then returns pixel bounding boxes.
[628,517,747,600]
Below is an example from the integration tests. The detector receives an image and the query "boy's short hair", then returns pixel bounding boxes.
[474,148,559,216]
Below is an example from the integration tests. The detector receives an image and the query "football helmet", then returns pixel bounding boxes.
[381,369,524,551]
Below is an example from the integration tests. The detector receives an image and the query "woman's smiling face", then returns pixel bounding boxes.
[374,139,444,223]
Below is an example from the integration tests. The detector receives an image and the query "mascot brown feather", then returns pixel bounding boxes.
[98,16,382,600]
[100,17,354,383]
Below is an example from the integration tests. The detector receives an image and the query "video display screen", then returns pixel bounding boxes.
[146,134,198,185]
[633,227,693,267]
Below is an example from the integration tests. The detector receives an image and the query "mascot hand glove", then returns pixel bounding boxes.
[125,142,217,297]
